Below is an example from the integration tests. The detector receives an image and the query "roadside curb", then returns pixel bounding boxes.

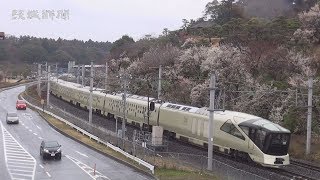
[20,93,156,179]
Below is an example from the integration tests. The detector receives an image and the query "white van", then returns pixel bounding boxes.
[6,112,19,124]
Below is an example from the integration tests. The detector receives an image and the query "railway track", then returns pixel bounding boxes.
[275,168,319,180]
[290,160,320,173]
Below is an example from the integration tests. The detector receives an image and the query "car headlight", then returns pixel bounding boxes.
[44,149,49,153]
[57,148,61,152]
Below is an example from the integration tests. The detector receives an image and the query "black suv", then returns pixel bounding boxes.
[40,141,62,160]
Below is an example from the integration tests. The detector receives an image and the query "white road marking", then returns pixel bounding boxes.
[33,133,37,136]
[66,155,111,180]
[46,172,51,177]
[75,151,89,158]
[7,152,30,157]
[8,161,35,166]
[7,158,35,163]
[7,155,35,160]
[7,149,30,154]
[39,165,44,169]
[26,126,29,129]
[29,129,32,132]
[38,137,43,140]
[9,169,34,173]
[5,139,18,143]
[8,165,34,169]
[6,144,21,148]
[10,173,33,177]
[1,122,36,180]
[6,147,26,152]
[36,126,41,130]
[5,143,21,147]
[22,113,33,120]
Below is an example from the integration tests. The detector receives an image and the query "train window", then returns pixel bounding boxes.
[220,120,245,140]
[171,105,176,109]
[182,107,187,110]
[167,104,172,108]
[176,106,181,109]
[239,125,249,136]
[186,108,191,111]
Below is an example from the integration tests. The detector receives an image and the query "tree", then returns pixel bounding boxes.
[175,46,208,80]
[110,35,135,59]
[162,28,169,36]
[292,4,320,47]
[140,44,180,68]
[181,19,190,30]
[205,0,243,24]
[18,44,48,63]
[48,50,75,64]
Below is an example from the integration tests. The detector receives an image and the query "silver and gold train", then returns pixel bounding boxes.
[50,79,291,167]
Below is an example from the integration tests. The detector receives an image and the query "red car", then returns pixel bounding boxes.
[16,100,27,110]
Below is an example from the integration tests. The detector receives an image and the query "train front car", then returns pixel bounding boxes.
[239,118,291,167]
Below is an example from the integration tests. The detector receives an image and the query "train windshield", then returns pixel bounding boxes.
[264,133,290,156]
[239,119,291,156]
[240,125,291,155]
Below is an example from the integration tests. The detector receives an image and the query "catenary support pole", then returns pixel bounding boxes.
[56,63,58,82]
[77,65,80,84]
[37,64,41,96]
[89,62,93,124]
[122,73,127,139]
[306,77,313,155]
[46,66,50,106]
[105,61,108,91]
[45,62,48,76]
[82,64,85,87]
[147,96,150,130]
[208,72,216,171]
[158,65,162,100]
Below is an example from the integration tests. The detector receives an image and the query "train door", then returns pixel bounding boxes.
[197,119,203,137]
[192,118,197,135]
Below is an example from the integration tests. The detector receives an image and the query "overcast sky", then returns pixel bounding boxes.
[0,0,212,42]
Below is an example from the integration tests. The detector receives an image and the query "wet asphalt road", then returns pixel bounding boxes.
[0,86,152,180]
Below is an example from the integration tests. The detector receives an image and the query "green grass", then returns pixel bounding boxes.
[155,168,219,180]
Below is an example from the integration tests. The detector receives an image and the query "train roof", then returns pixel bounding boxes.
[52,79,159,104]
[162,102,258,123]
